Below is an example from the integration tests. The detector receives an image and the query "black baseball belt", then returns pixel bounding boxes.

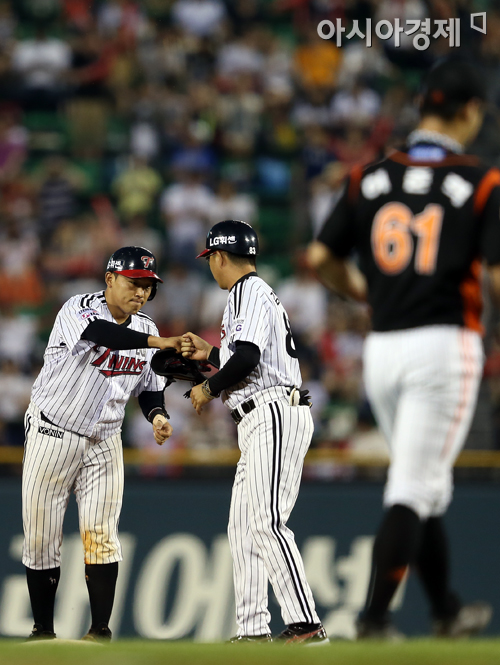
[230,388,312,425]
[230,399,257,425]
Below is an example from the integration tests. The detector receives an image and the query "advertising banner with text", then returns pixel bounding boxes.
[0,479,498,640]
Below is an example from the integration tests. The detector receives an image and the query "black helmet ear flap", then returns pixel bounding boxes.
[148,281,157,301]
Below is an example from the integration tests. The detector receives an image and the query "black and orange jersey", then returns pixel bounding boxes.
[318,132,500,333]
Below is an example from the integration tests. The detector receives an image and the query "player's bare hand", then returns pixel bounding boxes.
[152,415,173,445]
[149,335,183,352]
[190,383,211,414]
[181,333,212,361]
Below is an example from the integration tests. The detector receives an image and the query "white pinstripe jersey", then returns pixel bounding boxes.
[31,291,165,441]
[220,273,302,410]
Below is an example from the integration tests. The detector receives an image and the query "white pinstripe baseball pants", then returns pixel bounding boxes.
[228,394,320,636]
[22,403,124,569]
[363,325,483,520]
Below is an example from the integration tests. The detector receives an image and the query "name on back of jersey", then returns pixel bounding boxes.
[361,166,474,210]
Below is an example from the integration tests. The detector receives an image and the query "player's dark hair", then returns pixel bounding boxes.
[225,252,257,269]
[420,59,486,121]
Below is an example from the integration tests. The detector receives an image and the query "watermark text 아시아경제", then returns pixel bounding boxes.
[317,14,487,50]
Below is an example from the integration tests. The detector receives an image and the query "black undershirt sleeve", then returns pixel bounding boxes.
[81,319,151,350]
[208,346,220,369]
[138,391,169,422]
[207,341,260,395]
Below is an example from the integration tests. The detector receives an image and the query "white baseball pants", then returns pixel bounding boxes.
[22,403,124,569]
[228,388,320,636]
[363,325,483,520]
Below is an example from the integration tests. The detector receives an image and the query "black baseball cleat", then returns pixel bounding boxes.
[275,622,329,646]
[227,634,272,643]
[432,602,493,638]
[356,616,405,641]
[81,623,112,642]
[27,623,56,640]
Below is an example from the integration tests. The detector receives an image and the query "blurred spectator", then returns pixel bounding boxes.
[121,213,163,260]
[216,28,264,81]
[187,82,218,144]
[0,216,42,307]
[208,179,257,225]
[277,250,328,345]
[336,39,393,89]
[292,87,332,128]
[112,155,163,220]
[217,72,263,155]
[300,124,336,180]
[66,29,112,155]
[149,26,190,84]
[330,125,379,170]
[171,0,227,38]
[160,167,214,264]
[309,161,348,236]
[261,31,293,97]
[62,0,95,32]
[378,82,418,140]
[182,397,236,451]
[259,94,298,156]
[130,121,160,160]
[0,1,16,48]
[320,301,370,404]
[69,29,111,100]
[169,123,217,174]
[42,213,117,282]
[198,280,229,331]
[293,25,341,93]
[148,261,203,334]
[330,79,381,127]
[97,0,147,43]
[0,359,33,446]
[0,305,37,368]
[0,108,28,186]
[11,26,71,111]
[33,155,88,243]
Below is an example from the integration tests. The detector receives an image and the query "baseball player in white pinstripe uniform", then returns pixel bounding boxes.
[23,246,181,641]
[181,220,328,645]
[308,60,496,638]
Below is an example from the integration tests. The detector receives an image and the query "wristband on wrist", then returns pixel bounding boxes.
[148,407,170,423]
[201,379,219,400]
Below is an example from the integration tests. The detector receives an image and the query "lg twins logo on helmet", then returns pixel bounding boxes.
[209,235,237,247]
[107,258,124,270]
[141,255,153,268]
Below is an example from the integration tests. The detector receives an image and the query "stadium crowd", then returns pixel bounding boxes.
[1,0,500,475]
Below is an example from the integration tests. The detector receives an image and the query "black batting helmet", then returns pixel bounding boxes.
[196,220,259,259]
[106,246,163,301]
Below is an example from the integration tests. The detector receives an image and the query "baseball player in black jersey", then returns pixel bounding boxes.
[308,60,498,639]
[181,221,328,645]
[23,247,181,642]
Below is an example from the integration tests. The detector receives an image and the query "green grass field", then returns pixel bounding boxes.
[1,639,500,665]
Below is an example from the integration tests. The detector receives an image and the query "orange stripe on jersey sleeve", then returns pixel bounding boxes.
[473,168,500,217]
[460,259,483,335]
